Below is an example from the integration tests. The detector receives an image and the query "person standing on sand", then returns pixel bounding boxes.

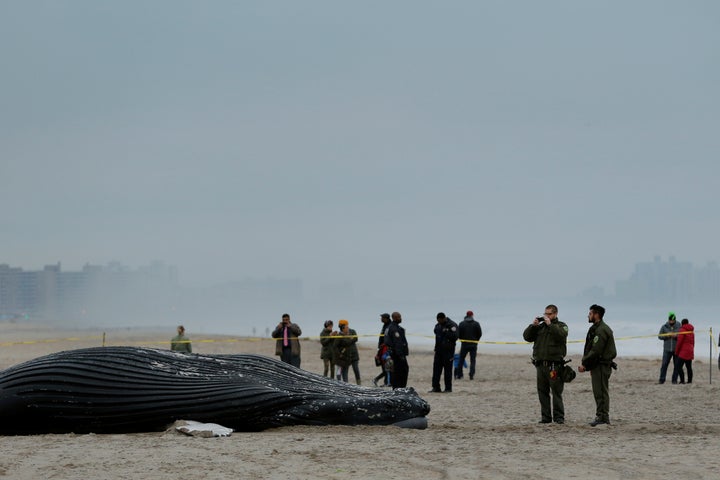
[674,318,695,384]
[170,325,192,353]
[456,310,482,380]
[319,320,335,378]
[385,311,409,389]
[522,304,568,424]
[373,313,392,387]
[335,319,361,384]
[578,304,617,427]
[272,313,302,368]
[657,312,684,384]
[430,312,458,393]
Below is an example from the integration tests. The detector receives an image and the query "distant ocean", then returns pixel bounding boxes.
[201,300,720,359]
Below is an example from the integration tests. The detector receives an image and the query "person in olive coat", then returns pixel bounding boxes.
[334,319,361,384]
[522,304,568,424]
[578,304,617,426]
[319,320,335,378]
[170,325,192,353]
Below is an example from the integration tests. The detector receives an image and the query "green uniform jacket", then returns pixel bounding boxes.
[319,328,334,360]
[523,319,568,361]
[581,320,617,370]
[170,334,192,353]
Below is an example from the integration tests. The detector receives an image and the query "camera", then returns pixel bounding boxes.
[535,316,544,322]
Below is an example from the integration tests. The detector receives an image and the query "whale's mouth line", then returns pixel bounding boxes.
[391,417,428,429]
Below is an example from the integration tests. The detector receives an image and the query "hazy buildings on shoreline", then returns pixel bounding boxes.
[0,262,303,326]
[615,256,720,304]
[3,256,719,324]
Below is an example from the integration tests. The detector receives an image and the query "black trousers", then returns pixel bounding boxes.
[391,355,409,389]
[432,349,454,391]
[280,348,301,368]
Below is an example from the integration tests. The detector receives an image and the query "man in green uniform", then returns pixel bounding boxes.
[170,325,192,353]
[578,304,617,426]
[522,304,568,424]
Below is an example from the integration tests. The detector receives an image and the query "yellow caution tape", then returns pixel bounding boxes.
[0,329,716,349]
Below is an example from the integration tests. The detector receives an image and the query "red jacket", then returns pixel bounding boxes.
[675,323,695,361]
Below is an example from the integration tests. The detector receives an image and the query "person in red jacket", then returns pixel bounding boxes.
[674,318,695,384]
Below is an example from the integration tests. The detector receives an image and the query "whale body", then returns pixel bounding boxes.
[0,346,430,435]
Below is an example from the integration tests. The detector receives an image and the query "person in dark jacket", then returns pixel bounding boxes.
[334,319,361,384]
[658,312,684,384]
[373,313,392,386]
[272,313,302,368]
[456,310,482,380]
[430,312,458,393]
[384,311,409,389]
[319,320,335,378]
[578,304,617,426]
[522,304,568,424]
[674,318,695,384]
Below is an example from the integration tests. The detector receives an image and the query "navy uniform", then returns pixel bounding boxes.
[384,312,409,389]
[431,313,458,393]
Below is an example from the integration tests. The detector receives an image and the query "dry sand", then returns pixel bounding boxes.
[1,322,719,479]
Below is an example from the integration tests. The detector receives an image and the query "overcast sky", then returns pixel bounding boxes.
[2,1,719,302]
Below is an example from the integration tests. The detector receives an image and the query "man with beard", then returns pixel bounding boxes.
[578,304,617,426]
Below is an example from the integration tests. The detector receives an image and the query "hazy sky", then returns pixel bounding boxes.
[2,1,719,302]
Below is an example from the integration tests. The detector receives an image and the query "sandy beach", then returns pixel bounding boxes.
[1,322,719,480]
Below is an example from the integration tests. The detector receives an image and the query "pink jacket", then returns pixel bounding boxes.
[675,323,695,361]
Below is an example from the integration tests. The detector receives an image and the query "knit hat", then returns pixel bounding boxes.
[466,310,474,317]
[668,312,676,321]
[338,319,349,326]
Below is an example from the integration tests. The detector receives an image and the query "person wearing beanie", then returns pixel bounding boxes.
[657,312,684,384]
[334,319,361,385]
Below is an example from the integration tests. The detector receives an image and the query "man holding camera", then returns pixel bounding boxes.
[523,304,568,424]
[272,313,302,368]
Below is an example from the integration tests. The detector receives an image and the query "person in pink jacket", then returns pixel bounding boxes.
[674,318,695,384]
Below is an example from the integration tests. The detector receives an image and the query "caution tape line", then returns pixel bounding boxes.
[1,329,717,349]
[0,335,105,347]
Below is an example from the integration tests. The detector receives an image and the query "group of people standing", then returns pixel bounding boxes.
[318,319,362,384]
[524,304,617,427]
[658,312,695,384]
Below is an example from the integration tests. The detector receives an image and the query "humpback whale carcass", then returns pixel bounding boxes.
[0,346,430,435]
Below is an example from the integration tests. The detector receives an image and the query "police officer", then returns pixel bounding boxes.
[522,304,568,424]
[384,311,409,389]
[430,312,458,393]
[578,304,617,426]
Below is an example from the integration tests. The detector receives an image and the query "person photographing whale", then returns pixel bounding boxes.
[272,313,302,368]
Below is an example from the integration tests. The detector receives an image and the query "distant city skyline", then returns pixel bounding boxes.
[3,254,718,326]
